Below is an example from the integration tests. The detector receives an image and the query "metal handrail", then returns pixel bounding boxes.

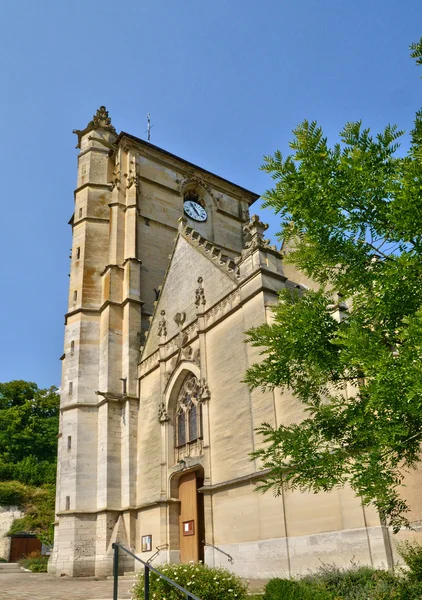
[202,540,234,563]
[112,542,201,600]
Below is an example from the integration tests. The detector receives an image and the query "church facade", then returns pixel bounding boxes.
[50,107,414,578]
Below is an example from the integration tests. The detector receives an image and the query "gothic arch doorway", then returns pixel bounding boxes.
[177,468,205,563]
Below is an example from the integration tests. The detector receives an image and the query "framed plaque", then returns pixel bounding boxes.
[182,520,195,536]
[141,534,152,552]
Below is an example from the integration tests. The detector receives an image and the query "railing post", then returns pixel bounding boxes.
[112,543,119,600]
[144,563,150,600]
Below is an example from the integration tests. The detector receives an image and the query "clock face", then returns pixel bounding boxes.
[184,200,207,222]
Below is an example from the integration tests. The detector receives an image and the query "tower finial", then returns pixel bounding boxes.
[87,106,116,133]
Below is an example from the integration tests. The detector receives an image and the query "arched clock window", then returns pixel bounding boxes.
[175,373,202,448]
[183,189,207,223]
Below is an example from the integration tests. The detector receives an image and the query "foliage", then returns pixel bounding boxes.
[0,456,57,487]
[264,564,422,600]
[396,540,422,582]
[0,380,59,469]
[132,562,248,600]
[245,39,422,531]
[264,577,333,599]
[0,380,59,545]
[7,483,56,546]
[18,550,49,572]
[0,481,28,506]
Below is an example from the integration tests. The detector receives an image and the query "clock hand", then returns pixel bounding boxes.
[192,204,201,217]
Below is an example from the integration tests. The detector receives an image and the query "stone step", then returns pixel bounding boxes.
[0,563,25,573]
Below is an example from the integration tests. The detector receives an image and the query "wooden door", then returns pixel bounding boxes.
[9,536,41,562]
[179,472,199,563]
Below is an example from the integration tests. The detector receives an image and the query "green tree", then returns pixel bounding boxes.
[245,39,422,532]
[0,380,59,484]
[0,381,59,545]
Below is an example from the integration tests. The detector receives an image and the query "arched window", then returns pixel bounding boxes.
[183,189,202,205]
[177,407,186,447]
[188,403,197,442]
[175,373,202,449]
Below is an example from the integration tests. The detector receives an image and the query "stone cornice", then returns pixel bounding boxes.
[74,182,112,195]
[71,216,110,228]
[215,206,248,223]
[198,469,271,494]
[100,263,124,276]
[115,131,259,204]
[138,174,181,196]
[65,307,101,323]
[77,146,111,159]
[60,394,138,413]
[56,498,177,516]
[98,297,143,312]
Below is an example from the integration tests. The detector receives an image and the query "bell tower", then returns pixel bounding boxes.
[50,106,258,577]
[50,107,141,576]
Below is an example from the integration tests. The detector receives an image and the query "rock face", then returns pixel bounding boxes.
[50,107,422,580]
[0,506,24,561]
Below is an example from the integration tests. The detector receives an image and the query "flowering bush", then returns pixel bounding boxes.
[18,550,49,572]
[132,562,248,600]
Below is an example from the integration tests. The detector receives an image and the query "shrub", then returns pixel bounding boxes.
[302,563,386,598]
[396,540,422,582]
[264,566,402,600]
[7,483,56,546]
[0,481,28,506]
[18,551,48,572]
[132,562,248,600]
[264,577,333,599]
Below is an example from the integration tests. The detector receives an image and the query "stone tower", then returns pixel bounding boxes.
[49,107,258,576]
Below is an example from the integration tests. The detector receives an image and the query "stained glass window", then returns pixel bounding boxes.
[177,410,186,447]
[175,373,203,448]
[189,403,197,442]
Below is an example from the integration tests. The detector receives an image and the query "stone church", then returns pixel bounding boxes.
[49,107,418,579]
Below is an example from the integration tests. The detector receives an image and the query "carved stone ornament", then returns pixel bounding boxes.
[158,402,169,423]
[243,214,272,250]
[181,346,193,360]
[110,155,121,191]
[195,277,206,308]
[126,157,140,189]
[87,106,116,133]
[179,375,208,401]
[158,310,167,337]
[174,312,186,327]
[179,176,212,197]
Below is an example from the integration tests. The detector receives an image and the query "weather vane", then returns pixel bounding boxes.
[146,113,153,142]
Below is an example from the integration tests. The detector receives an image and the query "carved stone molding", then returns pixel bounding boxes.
[195,277,206,308]
[139,350,160,376]
[158,310,167,338]
[158,402,169,423]
[179,176,212,197]
[205,289,241,325]
[125,157,140,189]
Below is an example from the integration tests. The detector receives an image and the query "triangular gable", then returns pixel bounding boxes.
[142,231,238,358]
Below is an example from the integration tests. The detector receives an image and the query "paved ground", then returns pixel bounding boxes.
[0,572,134,600]
[0,571,266,599]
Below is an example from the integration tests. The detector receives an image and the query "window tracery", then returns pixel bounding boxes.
[175,373,203,449]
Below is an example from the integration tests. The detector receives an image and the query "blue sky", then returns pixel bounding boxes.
[0,0,420,388]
